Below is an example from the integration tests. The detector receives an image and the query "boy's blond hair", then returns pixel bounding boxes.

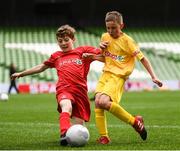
[105,11,123,24]
[56,24,76,39]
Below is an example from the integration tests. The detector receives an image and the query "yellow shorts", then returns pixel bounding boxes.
[95,72,125,103]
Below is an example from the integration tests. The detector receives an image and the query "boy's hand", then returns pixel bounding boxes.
[11,73,22,80]
[82,53,94,59]
[99,41,109,50]
[152,78,163,87]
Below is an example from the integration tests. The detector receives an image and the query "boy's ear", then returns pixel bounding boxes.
[72,37,76,42]
[120,23,124,29]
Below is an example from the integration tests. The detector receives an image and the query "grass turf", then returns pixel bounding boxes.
[0,91,180,150]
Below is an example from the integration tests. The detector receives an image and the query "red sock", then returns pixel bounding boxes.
[59,112,71,135]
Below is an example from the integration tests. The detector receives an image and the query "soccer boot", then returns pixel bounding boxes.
[97,136,111,144]
[60,133,68,146]
[133,115,147,140]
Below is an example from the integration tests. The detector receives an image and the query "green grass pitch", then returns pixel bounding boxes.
[0,91,180,150]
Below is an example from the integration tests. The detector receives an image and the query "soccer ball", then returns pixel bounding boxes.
[66,124,90,147]
[0,93,9,101]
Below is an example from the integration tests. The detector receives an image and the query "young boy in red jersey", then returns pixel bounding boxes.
[93,11,163,144]
[11,24,103,146]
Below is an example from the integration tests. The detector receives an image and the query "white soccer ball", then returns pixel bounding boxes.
[0,93,9,101]
[66,124,90,147]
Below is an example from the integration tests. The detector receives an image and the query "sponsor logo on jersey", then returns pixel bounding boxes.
[59,59,82,66]
[104,51,125,61]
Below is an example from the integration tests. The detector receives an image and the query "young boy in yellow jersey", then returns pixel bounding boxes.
[95,11,163,144]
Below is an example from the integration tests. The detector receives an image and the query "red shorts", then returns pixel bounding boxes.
[56,88,90,122]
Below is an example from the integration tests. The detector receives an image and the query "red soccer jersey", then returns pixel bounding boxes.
[44,46,101,121]
[44,46,101,90]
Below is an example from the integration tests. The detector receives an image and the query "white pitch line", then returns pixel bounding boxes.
[0,122,180,129]
[88,124,180,129]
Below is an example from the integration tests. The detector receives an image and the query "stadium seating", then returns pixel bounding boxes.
[0,27,180,84]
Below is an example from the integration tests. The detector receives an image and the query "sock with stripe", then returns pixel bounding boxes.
[109,102,135,125]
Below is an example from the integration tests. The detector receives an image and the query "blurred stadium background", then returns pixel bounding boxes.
[0,0,180,93]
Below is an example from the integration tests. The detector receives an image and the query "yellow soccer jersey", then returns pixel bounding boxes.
[101,32,144,78]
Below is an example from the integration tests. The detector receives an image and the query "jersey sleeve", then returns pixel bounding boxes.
[43,52,58,68]
[136,50,144,60]
[125,37,144,60]
[101,33,106,42]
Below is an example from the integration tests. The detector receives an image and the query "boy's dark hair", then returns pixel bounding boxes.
[105,11,123,24]
[56,24,76,39]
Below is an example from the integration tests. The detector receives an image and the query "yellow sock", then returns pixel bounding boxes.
[109,102,135,125]
[95,108,108,136]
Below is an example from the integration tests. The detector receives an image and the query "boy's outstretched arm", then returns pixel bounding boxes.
[94,54,105,62]
[11,64,49,80]
[140,57,163,87]
[82,53,105,62]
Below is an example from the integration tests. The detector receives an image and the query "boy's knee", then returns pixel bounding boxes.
[59,99,72,113]
[95,94,111,110]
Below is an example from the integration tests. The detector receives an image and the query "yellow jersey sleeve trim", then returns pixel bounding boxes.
[136,50,144,60]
